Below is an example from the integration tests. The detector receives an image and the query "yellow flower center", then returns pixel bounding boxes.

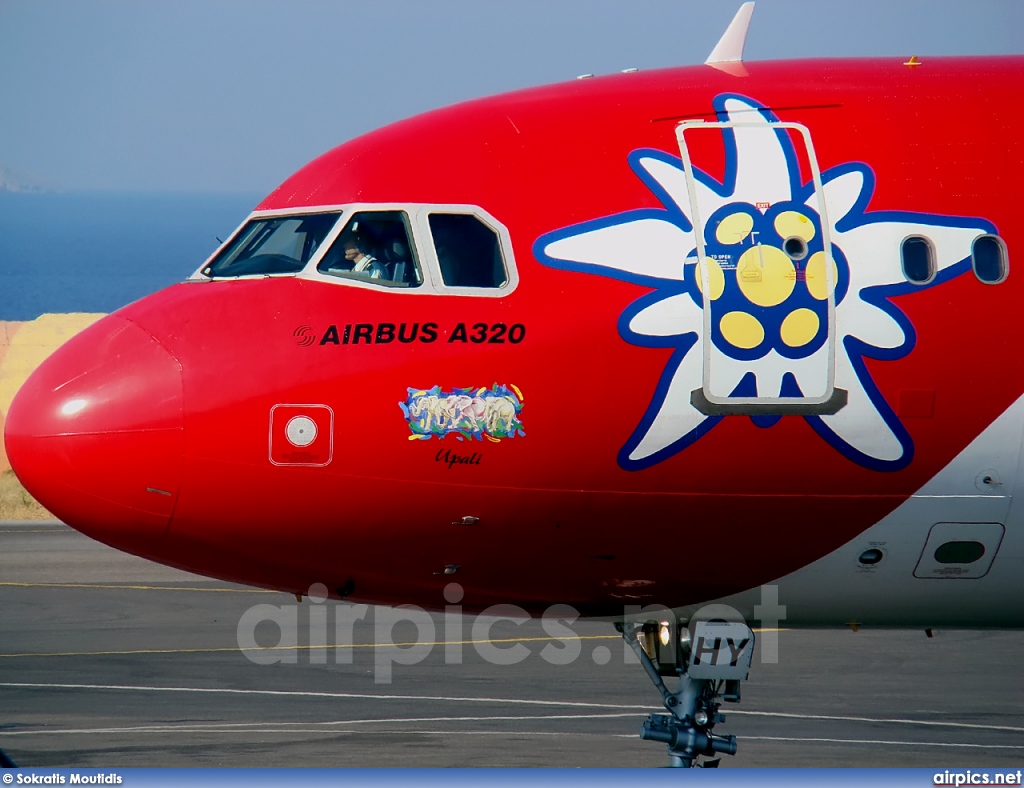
[720,311,765,349]
[693,258,726,300]
[736,245,795,307]
[780,308,821,347]
[774,210,816,242]
[804,251,837,301]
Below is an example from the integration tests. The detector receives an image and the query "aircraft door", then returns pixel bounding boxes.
[676,120,844,415]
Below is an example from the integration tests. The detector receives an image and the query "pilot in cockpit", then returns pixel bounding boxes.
[339,234,387,280]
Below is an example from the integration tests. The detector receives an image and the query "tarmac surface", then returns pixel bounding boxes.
[1,520,1022,768]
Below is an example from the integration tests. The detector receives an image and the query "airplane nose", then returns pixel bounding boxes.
[4,315,183,553]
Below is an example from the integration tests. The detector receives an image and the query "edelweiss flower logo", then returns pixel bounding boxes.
[535,93,995,472]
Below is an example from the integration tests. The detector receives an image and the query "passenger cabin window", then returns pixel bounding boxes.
[203,213,339,277]
[318,211,421,287]
[900,236,935,284]
[429,213,508,288]
[972,235,1008,284]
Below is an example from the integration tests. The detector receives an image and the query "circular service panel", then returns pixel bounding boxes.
[285,415,318,447]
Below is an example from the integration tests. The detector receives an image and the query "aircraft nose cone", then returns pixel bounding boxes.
[4,315,183,553]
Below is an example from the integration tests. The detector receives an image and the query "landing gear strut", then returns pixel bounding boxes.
[617,618,753,768]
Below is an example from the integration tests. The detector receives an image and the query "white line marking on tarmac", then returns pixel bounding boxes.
[2,681,1022,736]
[730,709,1024,734]
[0,681,646,711]
[0,713,640,736]
[737,736,1024,750]
[3,728,602,738]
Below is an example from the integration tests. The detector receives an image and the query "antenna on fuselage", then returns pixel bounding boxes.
[705,2,754,65]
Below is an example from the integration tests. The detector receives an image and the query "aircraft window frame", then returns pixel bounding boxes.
[194,203,518,297]
[900,234,936,285]
[316,209,424,289]
[424,211,511,291]
[971,234,1008,285]
[297,203,518,298]
[191,208,343,281]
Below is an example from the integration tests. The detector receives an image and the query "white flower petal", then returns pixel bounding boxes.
[929,223,989,273]
[777,349,831,400]
[838,220,987,292]
[628,294,703,338]
[818,348,904,462]
[808,169,865,226]
[694,180,729,228]
[751,363,786,399]
[721,97,792,206]
[543,218,692,281]
[704,346,751,401]
[708,349,830,400]
[637,155,729,225]
[627,348,708,461]
[636,156,690,213]
[839,298,906,350]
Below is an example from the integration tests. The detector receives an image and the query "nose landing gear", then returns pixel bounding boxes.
[617,618,753,768]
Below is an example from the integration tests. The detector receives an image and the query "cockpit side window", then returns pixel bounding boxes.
[203,213,339,278]
[428,213,508,288]
[318,211,422,288]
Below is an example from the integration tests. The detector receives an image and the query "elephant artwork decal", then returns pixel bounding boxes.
[401,384,525,442]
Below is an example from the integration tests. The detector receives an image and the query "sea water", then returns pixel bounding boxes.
[0,191,261,320]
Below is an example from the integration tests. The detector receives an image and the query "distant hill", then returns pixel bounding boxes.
[0,165,58,194]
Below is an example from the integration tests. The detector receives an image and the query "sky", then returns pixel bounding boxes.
[1,0,1021,196]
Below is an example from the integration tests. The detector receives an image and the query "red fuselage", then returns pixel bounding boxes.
[7,57,1023,618]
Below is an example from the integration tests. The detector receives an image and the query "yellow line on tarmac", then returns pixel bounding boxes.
[0,581,278,593]
[0,634,621,659]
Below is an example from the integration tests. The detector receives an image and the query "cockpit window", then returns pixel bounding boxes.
[318,211,422,287]
[202,213,339,278]
[428,213,508,288]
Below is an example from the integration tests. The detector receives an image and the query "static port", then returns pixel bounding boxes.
[858,548,884,566]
